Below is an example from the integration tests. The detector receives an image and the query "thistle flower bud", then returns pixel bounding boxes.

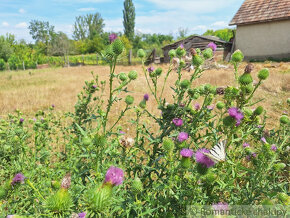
[181,157,191,168]
[128,70,138,80]
[180,79,190,89]
[205,172,217,183]
[258,68,269,80]
[139,100,146,109]
[125,95,134,105]
[162,138,174,151]
[254,106,263,115]
[216,87,225,95]
[287,98,290,105]
[155,68,162,76]
[239,73,253,85]
[190,48,197,56]
[280,115,289,124]
[105,45,114,59]
[82,137,92,146]
[131,177,143,193]
[193,93,200,99]
[112,39,124,56]
[244,108,253,116]
[241,84,253,95]
[216,102,225,110]
[168,49,176,58]
[192,55,204,67]
[231,49,244,62]
[202,48,213,59]
[119,72,128,81]
[61,173,71,190]
[85,186,111,212]
[176,46,186,57]
[47,189,73,213]
[196,163,209,175]
[244,63,254,73]
[188,88,195,97]
[137,49,146,58]
[273,163,286,171]
[179,60,186,68]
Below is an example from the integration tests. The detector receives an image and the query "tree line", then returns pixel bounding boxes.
[0,0,234,71]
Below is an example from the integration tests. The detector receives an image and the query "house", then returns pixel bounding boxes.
[229,0,290,61]
[162,35,231,63]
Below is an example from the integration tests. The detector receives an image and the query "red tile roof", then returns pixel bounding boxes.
[229,0,290,25]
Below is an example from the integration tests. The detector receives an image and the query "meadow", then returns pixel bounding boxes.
[0,61,289,128]
[0,41,289,217]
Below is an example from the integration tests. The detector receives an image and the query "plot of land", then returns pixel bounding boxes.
[0,62,289,128]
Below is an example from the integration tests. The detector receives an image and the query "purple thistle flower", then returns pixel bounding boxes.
[180,44,184,49]
[92,85,96,89]
[119,131,125,134]
[172,118,183,127]
[257,125,262,128]
[147,66,154,73]
[207,42,217,52]
[212,202,229,212]
[228,107,244,126]
[271,144,277,151]
[243,143,250,148]
[194,103,200,110]
[177,132,188,142]
[78,212,86,218]
[261,137,267,144]
[207,105,215,110]
[19,118,24,123]
[33,118,37,122]
[252,153,257,158]
[104,166,124,186]
[143,94,149,101]
[228,107,238,117]
[195,148,215,168]
[180,148,193,158]
[11,173,25,185]
[51,104,55,108]
[109,33,117,43]
[246,155,251,161]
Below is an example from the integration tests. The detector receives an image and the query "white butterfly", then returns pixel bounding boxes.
[203,140,227,163]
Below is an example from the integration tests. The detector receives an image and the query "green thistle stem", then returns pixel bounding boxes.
[26,179,45,201]
[160,64,173,100]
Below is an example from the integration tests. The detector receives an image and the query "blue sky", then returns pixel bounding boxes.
[0,0,244,42]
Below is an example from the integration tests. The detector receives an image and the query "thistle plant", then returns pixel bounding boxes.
[0,41,289,217]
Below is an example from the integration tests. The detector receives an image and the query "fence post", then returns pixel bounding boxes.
[96,55,99,65]
[128,49,132,65]
[82,54,84,65]
[23,61,25,70]
[7,62,10,71]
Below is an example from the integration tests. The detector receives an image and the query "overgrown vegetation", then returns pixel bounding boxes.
[0,36,289,217]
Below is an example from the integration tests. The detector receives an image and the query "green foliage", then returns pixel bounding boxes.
[73,13,105,40]
[123,0,135,41]
[0,58,5,71]
[0,45,289,217]
[203,28,235,42]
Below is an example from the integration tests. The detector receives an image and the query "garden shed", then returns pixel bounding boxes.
[229,0,290,61]
[162,35,231,63]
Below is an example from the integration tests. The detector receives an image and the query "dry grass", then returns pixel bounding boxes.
[0,62,289,129]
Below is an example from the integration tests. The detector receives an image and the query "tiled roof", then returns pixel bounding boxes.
[229,0,290,25]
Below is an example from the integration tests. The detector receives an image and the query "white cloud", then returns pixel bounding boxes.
[2,22,9,27]
[104,18,123,32]
[77,8,96,12]
[19,8,26,14]
[211,21,228,28]
[15,22,28,28]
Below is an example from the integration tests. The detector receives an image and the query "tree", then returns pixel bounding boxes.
[203,28,235,42]
[0,34,15,61]
[28,20,55,44]
[73,13,105,40]
[123,0,135,41]
[48,32,71,57]
[177,27,188,39]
